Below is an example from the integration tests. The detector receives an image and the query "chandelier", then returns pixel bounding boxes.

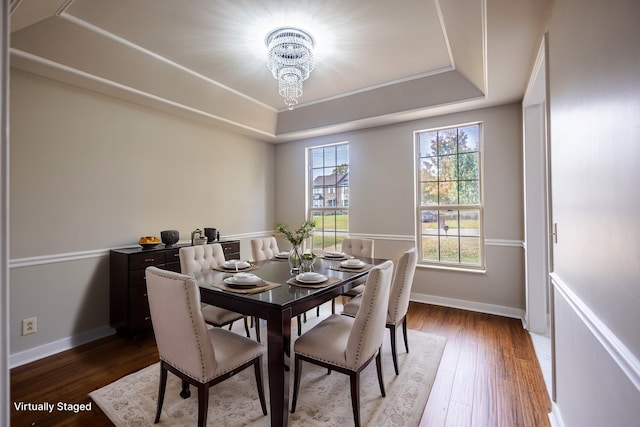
[265,28,315,110]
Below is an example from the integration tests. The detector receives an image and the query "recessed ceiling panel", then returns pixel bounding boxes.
[63,0,452,108]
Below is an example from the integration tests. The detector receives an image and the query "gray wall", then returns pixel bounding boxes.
[275,103,525,316]
[9,69,275,360]
[548,0,640,425]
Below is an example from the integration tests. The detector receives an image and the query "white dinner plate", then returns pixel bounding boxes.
[295,273,328,284]
[340,260,365,268]
[324,251,345,258]
[223,276,263,288]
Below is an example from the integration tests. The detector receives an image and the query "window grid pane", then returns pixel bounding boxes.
[309,143,349,250]
[417,123,483,268]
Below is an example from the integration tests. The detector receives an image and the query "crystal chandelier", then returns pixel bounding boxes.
[265,28,315,110]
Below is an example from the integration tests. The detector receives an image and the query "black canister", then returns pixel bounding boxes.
[204,228,217,242]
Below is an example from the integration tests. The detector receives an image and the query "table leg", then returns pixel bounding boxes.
[266,307,292,427]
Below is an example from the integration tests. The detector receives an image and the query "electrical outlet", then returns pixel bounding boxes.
[22,317,37,335]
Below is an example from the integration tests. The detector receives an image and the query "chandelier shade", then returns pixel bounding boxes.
[265,28,315,110]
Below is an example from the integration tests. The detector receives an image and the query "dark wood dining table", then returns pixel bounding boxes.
[194,255,387,427]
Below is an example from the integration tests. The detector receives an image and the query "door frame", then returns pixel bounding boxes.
[523,34,552,335]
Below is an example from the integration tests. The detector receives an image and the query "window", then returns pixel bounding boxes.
[416,124,483,268]
[308,142,349,251]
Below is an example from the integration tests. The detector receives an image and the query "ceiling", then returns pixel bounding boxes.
[9,0,549,142]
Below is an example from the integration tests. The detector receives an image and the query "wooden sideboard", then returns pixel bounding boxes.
[109,240,240,337]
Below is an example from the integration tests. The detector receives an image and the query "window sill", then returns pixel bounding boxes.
[416,263,486,274]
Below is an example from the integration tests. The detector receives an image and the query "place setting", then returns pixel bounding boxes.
[329,257,374,272]
[213,259,260,272]
[271,251,291,261]
[320,250,349,260]
[287,271,340,288]
[212,272,280,294]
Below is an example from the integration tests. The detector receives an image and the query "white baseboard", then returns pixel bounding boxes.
[410,292,525,320]
[549,402,565,427]
[9,325,115,368]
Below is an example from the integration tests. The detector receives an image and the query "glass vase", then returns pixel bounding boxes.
[288,244,302,272]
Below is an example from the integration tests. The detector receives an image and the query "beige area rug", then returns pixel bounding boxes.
[90,318,446,427]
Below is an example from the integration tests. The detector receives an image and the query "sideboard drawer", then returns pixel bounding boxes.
[129,270,147,288]
[221,241,240,259]
[165,248,181,263]
[129,252,165,270]
[129,310,152,333]
[129,286,149,310]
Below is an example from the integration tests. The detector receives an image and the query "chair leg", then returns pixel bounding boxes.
[254,316,261,343]
[196,383,210,427]
[402,316,409,353]
[389,324,399,375]
[297,315,302,336]
[331,298,336,314]
[349,371,361,427]
[154,363,168,423]
[316,304,320,316]
[376,349,386,397]
[243,317,251,338]
[180,380,191,398]
[291,355,303,413]
[254,357,268,415]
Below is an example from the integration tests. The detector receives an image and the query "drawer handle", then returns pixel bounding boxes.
[144,316,151,321]
[174,253,179,258]
[144,258,155,263]
[143,293,148,297]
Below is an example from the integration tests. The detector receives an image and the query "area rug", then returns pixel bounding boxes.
[90,322,446,427]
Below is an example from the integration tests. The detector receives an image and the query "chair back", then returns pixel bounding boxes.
[251,237,280,261]
[145,267,216,382]
[387,248,418,324]
[342,237,374,258]
[345,260,394,369]
[179,243,226,274]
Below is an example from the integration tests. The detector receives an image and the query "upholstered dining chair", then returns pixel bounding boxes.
[342,247,417,375]
[179,244,254,340]
[321,237,376,315]
[291,260,394,427]
[251,237,280,261]
[145,267,267,427]
[342,237,375,258]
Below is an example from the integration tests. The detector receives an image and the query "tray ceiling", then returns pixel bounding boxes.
[9,0,549,142]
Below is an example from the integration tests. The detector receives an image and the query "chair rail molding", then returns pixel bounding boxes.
[9,232,273,268]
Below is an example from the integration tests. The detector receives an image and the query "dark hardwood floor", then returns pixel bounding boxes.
[10,302,551,426]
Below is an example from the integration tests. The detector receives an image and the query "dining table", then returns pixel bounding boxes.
[194,254,388,427]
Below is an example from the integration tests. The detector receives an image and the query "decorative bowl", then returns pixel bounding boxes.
[139,236,161,249]
[161,230,179,246]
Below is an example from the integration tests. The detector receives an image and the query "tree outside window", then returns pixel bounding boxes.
[416,124,483,267]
